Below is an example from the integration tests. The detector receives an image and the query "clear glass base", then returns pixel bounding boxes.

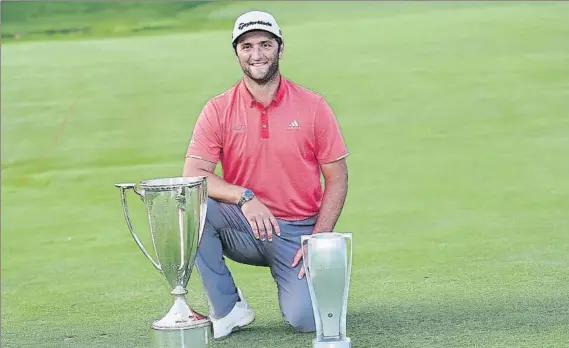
[313,337,351,348]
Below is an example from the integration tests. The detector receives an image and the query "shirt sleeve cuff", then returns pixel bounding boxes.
[185,151,219,164]
[318,152,349,164]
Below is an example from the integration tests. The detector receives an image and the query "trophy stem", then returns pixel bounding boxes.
[152,285,211,331]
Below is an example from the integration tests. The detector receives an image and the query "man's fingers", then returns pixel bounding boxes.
[256,215,267,240]
[291,248,302,267]
[269,215,281,236]
[247,217,260,239]
[298,266,305,280]
[263,217,274,241]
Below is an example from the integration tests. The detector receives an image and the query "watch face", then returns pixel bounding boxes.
[244,189,254,200]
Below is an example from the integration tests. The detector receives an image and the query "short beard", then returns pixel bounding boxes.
[243,59,279,86]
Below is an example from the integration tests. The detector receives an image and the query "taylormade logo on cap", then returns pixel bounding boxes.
[238,20,272,30]
[232,11,283,45]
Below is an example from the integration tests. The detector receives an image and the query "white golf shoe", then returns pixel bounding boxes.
[212,288,255,339]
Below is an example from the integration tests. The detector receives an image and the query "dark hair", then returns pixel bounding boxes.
[233,32,283,54]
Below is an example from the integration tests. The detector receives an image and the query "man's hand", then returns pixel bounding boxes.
[241,197,281,241]
[291,243,308,279]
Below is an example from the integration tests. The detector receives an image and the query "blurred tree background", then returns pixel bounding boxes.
[1,1,233,41]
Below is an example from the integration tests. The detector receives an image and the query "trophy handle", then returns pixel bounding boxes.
[115,183,162,272]
[197,178,208,246]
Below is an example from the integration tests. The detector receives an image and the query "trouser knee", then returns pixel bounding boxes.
[201,198,223,234]
[285,308,316,333]
[205,197,221,220]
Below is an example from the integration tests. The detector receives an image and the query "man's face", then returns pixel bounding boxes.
[235,30,283,85]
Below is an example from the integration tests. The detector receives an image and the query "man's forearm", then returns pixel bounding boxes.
[312,178,348,234]
[184,167,244,205]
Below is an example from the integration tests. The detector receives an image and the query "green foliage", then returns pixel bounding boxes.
[1,1,224,41]
[1,1,210,21]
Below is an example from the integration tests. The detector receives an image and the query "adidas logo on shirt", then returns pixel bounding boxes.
[287,120,300,130]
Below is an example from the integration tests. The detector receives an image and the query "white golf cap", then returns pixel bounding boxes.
[232,11,283,46]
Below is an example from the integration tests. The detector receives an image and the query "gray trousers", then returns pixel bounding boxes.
[195,198,317,333]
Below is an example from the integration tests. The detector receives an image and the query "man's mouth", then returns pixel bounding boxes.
[250,62,268,67]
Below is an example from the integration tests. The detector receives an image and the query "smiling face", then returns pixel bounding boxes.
[235,30,283,85]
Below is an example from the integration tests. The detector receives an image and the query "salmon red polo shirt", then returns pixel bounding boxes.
[186,77,349,221]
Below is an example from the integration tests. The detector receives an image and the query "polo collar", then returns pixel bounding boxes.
[240,76,287,108]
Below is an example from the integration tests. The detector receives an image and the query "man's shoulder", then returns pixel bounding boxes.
[284,78,324,99]
[203,81,241,111]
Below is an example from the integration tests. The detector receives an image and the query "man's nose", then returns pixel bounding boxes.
[251,45,263,60]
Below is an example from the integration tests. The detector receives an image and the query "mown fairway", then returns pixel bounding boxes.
[1,2,568,347]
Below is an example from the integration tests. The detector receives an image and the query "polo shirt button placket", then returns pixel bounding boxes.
[261,108,269,140]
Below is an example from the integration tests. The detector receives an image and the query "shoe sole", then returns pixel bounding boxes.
[213,313,256,340]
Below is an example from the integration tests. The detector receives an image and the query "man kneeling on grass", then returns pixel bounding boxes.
[183,10,349,339]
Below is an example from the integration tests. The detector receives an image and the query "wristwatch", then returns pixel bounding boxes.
[237,189,255,208]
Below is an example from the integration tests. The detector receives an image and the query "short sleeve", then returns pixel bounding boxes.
[185,101,222,163]
[314,97,349,164]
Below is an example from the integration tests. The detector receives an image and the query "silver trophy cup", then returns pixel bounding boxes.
[114,177,211,346]
[301,232,353,348]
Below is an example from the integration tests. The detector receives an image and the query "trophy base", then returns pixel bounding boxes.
[151,293,211,332]
[152,325,212,348]
[313,337,351,348]
[152,317,211,331]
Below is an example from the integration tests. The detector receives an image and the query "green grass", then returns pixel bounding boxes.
[2,1,569,347]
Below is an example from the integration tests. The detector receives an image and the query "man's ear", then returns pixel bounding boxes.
[234,45,241,60]
[233,41,240,57]
[278,42,285,59]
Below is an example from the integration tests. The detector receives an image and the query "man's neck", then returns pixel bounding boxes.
[243,73,281,107]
